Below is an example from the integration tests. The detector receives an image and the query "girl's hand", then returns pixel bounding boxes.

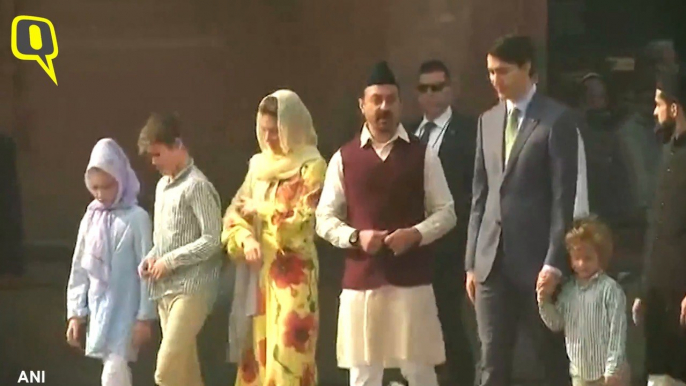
[131,320,153,349]
[66,318,84,349]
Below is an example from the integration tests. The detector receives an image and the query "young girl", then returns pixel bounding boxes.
[538,215,629,386]
[66,138,157,386]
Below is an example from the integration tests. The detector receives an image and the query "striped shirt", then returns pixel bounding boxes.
[539,272,627,381]
[147,159,223,301]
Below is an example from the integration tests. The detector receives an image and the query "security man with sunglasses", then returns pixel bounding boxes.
[406,59,477,386]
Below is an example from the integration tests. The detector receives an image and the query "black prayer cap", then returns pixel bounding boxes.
[366,61,398,87]
[657,68,686,107]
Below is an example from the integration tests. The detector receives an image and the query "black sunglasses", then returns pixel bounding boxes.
[417,82,448,93]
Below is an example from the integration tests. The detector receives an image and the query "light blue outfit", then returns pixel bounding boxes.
[66,138,157,362]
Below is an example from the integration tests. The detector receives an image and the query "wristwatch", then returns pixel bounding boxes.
[349,229,360,247]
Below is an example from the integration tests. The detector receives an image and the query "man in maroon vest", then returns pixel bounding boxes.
[316,61,457,386]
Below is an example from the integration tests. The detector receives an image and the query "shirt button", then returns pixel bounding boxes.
[667,168,672,173]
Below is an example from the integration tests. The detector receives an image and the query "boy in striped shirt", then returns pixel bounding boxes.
[538,216,628,386]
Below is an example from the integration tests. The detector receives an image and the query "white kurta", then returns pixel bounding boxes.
[316,125,456,368]
[336,285,445,368]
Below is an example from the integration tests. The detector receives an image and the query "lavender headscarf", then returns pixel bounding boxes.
[81,138,140,296]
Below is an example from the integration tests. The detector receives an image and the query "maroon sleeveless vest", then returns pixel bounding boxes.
[339,134,433,290]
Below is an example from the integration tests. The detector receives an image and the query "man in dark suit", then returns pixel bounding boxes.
[405,60,477,386]
[0,133,24,287]
[465,35,579,386]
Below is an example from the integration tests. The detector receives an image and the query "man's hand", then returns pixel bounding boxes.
[536,268,560,298]
[536,286,550,304]
[680,295,686,327]
[604,374,621,386]
[384,228,422,256]
[131,320,153,349]
[632,298,644,326]
[243,236,262,266]
[466,271,476,304]
[150,258,170,281]
[66,318,84,349]
[359,230,389,255]
[139,257,156,279]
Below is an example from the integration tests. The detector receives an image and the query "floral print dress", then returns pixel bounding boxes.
[222,157,326,386]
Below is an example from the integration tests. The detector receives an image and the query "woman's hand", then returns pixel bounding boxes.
[278,178,304,203]
[240,199,259,217]
[243,236,262,266]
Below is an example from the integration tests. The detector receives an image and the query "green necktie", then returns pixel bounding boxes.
[504,108,520,164]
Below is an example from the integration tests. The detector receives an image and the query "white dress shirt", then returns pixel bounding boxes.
[315,124,457,249]
[415,106,453,152]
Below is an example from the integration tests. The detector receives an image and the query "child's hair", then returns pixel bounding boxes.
[137,112,182,154]
[565,215,614,269]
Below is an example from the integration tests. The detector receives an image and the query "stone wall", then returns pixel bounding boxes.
[0,0,546,248]
[0,1,547,384]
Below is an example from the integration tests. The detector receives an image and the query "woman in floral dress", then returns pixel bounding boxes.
[222,89,326,386]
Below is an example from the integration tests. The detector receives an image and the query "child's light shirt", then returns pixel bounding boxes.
[66,206,156,360]
[539,272,627,381]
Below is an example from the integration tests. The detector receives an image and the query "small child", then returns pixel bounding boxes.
[66,138,157,386]
[537,215,628,386]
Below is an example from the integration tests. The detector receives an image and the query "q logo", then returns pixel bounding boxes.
[11,16,59,85]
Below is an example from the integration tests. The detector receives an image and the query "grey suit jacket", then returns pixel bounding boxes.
[465,92,578,287]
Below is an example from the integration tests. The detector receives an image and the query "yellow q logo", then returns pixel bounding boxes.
[11,16,59,86]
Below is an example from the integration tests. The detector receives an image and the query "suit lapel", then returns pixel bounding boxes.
[438,118,457,160]
[485,103,506,178]
[503,93,542,180]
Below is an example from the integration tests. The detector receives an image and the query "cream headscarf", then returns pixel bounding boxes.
[251,89,322,181]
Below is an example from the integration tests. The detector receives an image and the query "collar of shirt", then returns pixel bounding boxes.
[419,106,453,133]
[166,158,195,186]
[506,83,537,116]
[359,123,410,149]
[573,271,604,290]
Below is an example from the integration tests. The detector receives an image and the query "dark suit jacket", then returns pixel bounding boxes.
[643,134,686,295]
[465,93,578,287]
[406,109,477,271]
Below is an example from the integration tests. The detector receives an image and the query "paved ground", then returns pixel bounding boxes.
[0,244,646,386]
[0,246,351,386]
